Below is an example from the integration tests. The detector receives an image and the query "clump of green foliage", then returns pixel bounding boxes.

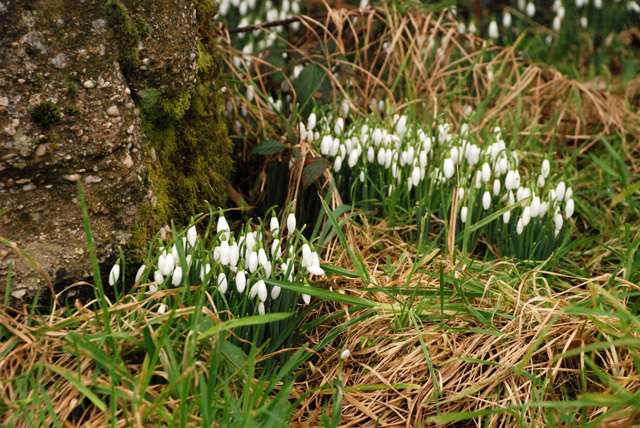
[104,0,140,76]
[30,101,61,129]
[135,16,153,38]
[64,105,80,115]
[67,82,79,96]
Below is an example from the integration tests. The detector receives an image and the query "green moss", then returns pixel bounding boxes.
[134,16,153,39]
[67,82,79,96]
[104,0,139,76]
[31,101,61,129]
[127,0,232,259]
[64,105,79,115]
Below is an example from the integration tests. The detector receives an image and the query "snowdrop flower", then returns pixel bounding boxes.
[396,115,408,136]
[217,273,228,294]
[230,241,239,267]
[537,175,545,188]
[503,11,512,28]
[154,270,164,286]
[482,163,491,182]
[629,1,640,13]
[340,349,351,360]
[172,267,183,286]
[217,213,230,241]
[488,20,499,39]
[554,213,564,231]
[302,243,312,267]
[257,302,266,315]
[307,265,325,276]
[348,149,359,168]
[493,179,501,196]
[286,213,296,235]
[335,117,344,134]
[516,218,524,235]
[135,264,146,283]
[341,99,350,117]
[566,199,575,217]
[458,187,465,200]
[334,156,343,173]
[552,16,561,32]
[248,250,258,273]
[302,282,311,304]
[461,206,468,223]
[220,239,230,265]
[483,191,491,210]
[475,170,482,189]
[320,135,332,155]
[308,113,317,131]
[531,196,541,217]
[187,225,198,247]
[526,1,535,17]
[109,262,120,286]
[160,253,175,276]
[258,247,268,267]
[270,214,279,233]
[565,187,573,200]
[556,181,566,202]
[580,16,587,29]
[522,206,531,226]
[250,279,268,302]
[443,158,455,179]
[503,211,511,223]
[411,165,421,187]
[271,285,281,300]
[157,304,167,314]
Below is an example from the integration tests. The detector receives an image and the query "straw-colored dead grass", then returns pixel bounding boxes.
[290,222,640,427]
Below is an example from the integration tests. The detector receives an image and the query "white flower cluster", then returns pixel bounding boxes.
[300,109,576,257]
[109,210,324,315]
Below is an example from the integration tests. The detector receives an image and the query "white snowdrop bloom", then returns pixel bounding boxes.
[308,265,325,276]
[550,189,558,202]
[244,232,256,254]
[498,156,509,175]
[360,171,366,182]
[406,146,415,164]
[157,304,167,314]
[531,196,541,217]
[411,165,421,186]
[171,244,180,265]
[213,246,221,262]
[236,270,246,293]
[419,151,428,169]
[556,181,566,202]
[287,213,296,234]
[217,214,230,241]
[488,20,499,39]
[109,263,120,286]
[526,1,536,17]
[523,206,532,226]
[271,239,281,258]
[461,206,468,223]
[320,135,332,155]
[149,283,158,292]
[271,285,281,300]
[257,302,266,316]
[334,156,343,173]
[516,187,524,202]
[249,251,258,273]
[348,149,359,168]
[443,158,455,179]
[522,187,532,201]
[256,280,268,302]
[513,170,521,189]
[377,147,386,165]
[566,199,575,217]
[552,16,561,32]
[186,254,192,267]
[330,138,340,157]
[483,191,491,210]
[508,191,515,206]
[517,218,524,235]
[220,240,230,266]
[302,244,312,267]
[298,122,306,138]
[493,179,501,196]
[458,187,465,201]
[335,117,344,134]
[187,225,198,247]
[481,163,491,182]
[384,149,393,168]
[367,146,375,163]
[220,0,230,15]
[218,273,228,294]
[469,21,477,34]
[372,128,382,146]
[154,270,165,286]
[396,115,408,136]
[470,145,481,166]
[518,0,526,10]
[407,180,413,192]
[503,210,511,223]
[341,99,350,117]
[475,170,482,189]
[565,187,573,201]
[307,113,317,131]
[540,201,549,217]
[172,267,183,286]
[422,136,432,154]
[230,242,239,267]
[503,11,512,28]
[306,130,314,143]
[450,147,459,164]
[340,349,351,360]
[557,5,565,19]
[135,264,146,283]
[537,175,545,188]
[258,248,268,267]
[580,16,587,29]
[270,215,279,233]
[629,1,640,12]
[554,213,564,230]
[161,253,175,276]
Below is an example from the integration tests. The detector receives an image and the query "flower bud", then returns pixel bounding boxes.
[109,262,120,286]
[172,267,183,286]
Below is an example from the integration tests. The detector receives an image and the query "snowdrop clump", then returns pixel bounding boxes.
[116,208,324,317]
[300,108,576,259]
